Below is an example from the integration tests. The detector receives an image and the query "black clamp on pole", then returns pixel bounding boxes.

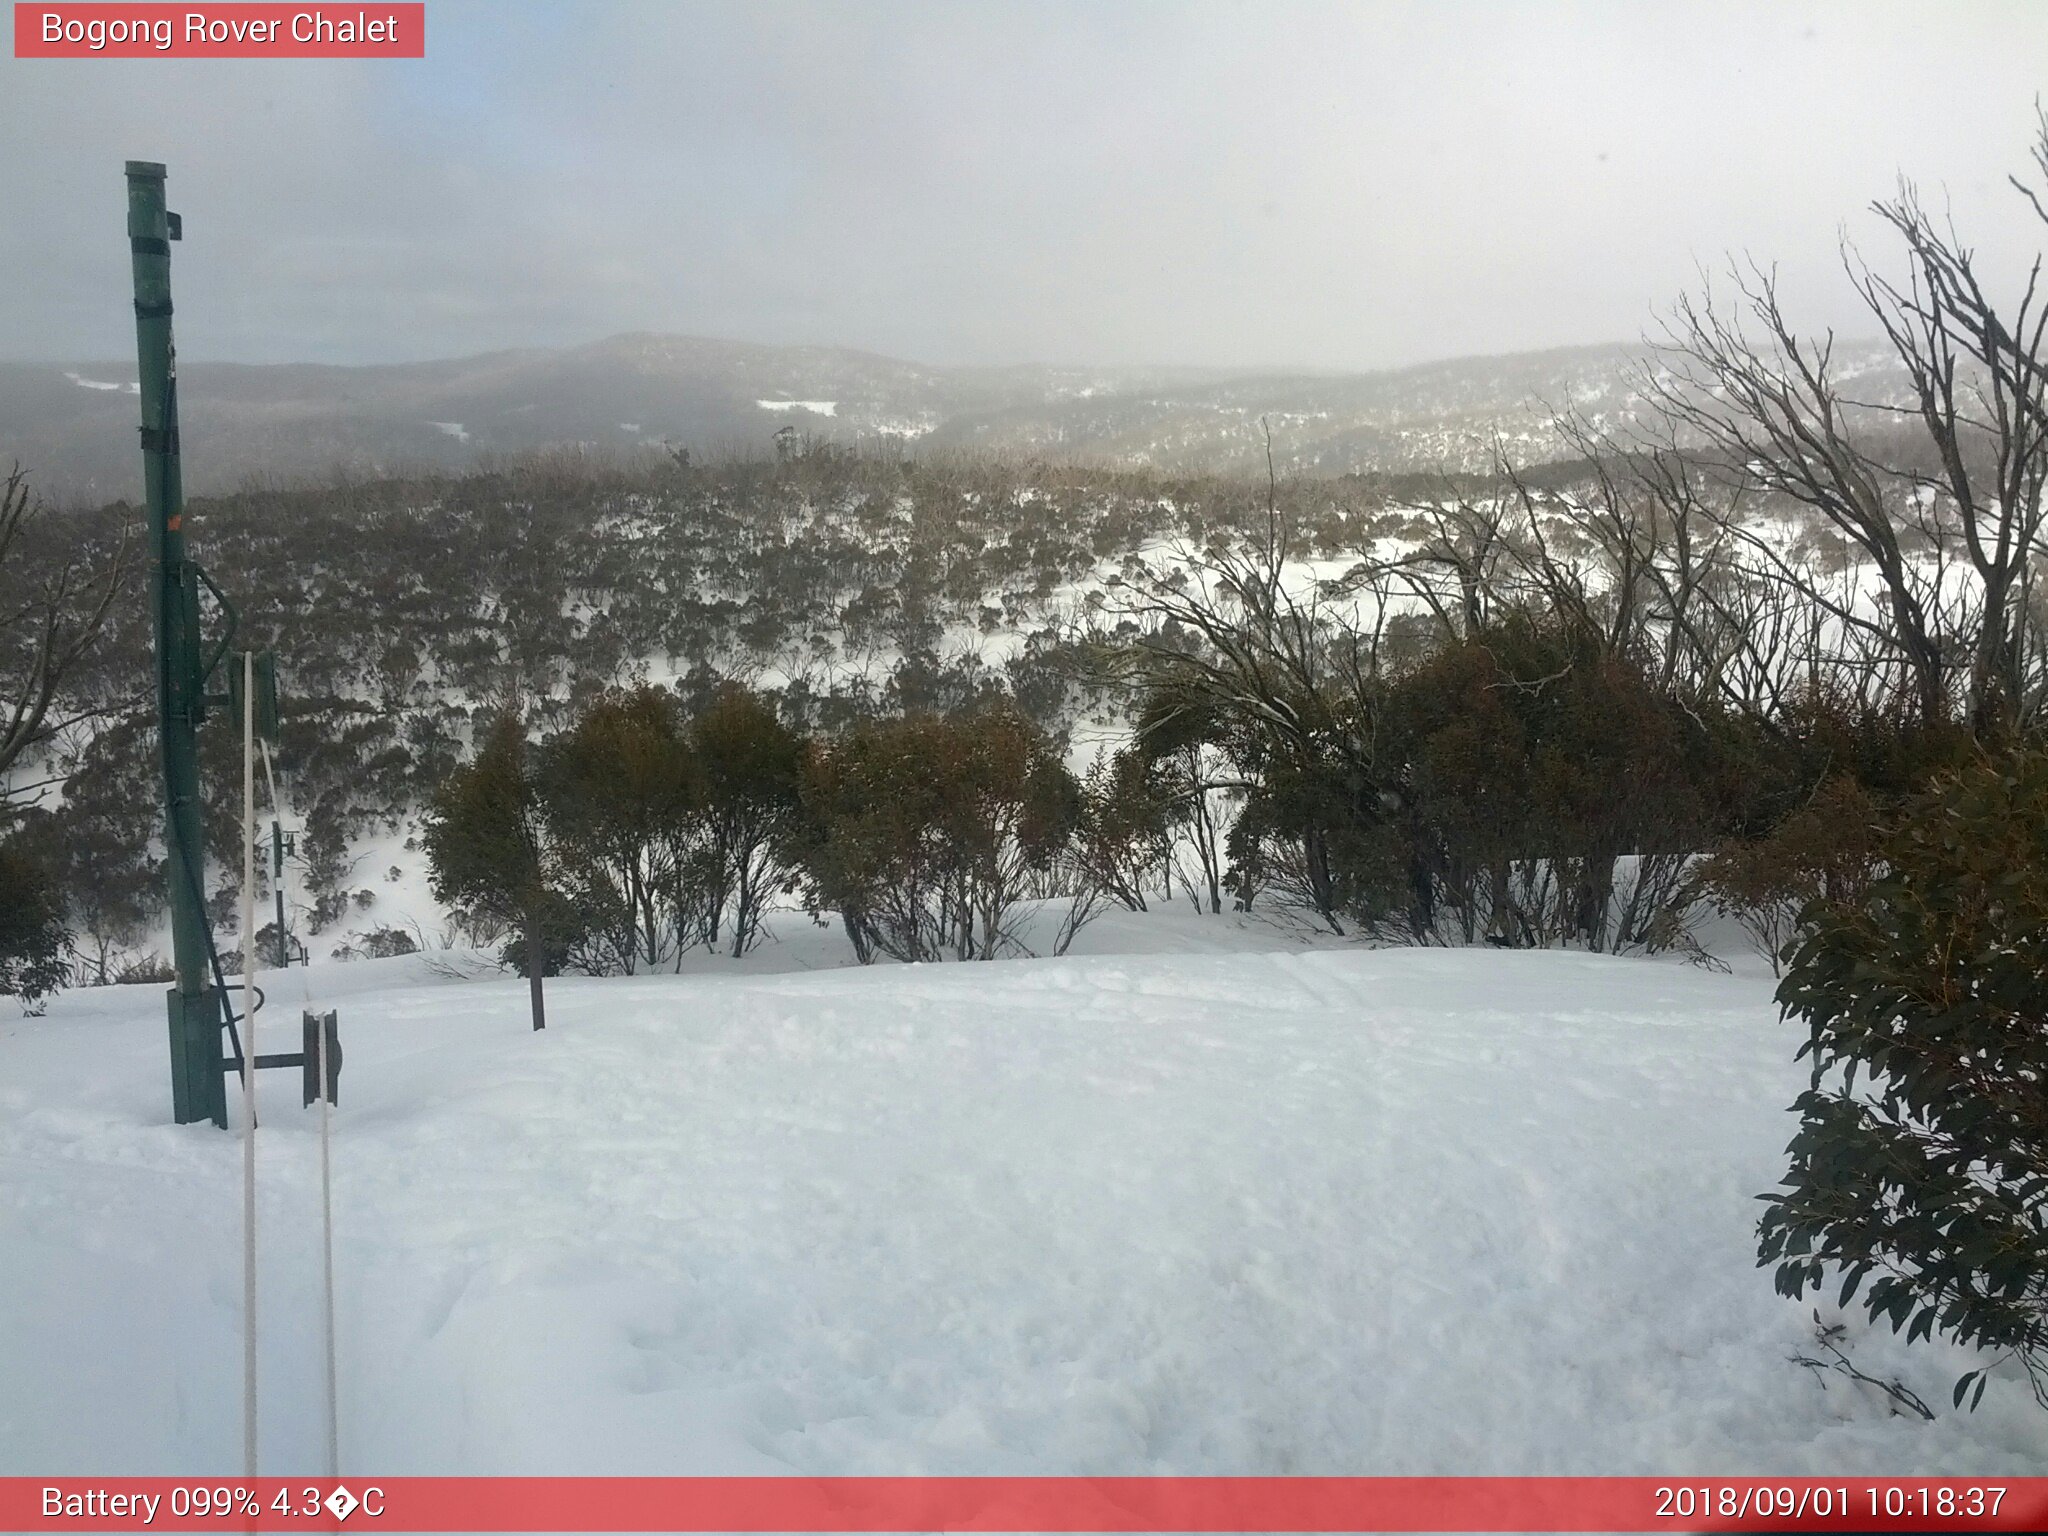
[302,1010,342,1109]
[223,1009,342,1109]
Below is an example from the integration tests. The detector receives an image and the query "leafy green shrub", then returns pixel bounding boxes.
[0,817,70,1011]
[1759,745,2048,1410]
[1359,616,1724,949]
[1694,776,1885,974]
[793,703,1080,962]
[332,924,420,962]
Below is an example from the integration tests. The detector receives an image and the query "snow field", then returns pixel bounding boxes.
[3,911,2045,1477]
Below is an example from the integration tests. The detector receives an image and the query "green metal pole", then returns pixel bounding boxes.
[128,160,227,1129]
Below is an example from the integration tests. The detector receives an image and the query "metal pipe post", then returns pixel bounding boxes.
[128,160,226,1128]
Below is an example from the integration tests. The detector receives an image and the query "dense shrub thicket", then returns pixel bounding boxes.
[3,432,2034,989]
[7,449,1306,982]
[420,684,1118,1030]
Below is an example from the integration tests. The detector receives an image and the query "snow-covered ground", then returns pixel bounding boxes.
[3,908,2044,1477]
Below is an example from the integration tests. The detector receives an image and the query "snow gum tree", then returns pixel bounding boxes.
[421,710,562,1029]
[689,684,804,958]
[1654,112,2048,737]
[794,703,1081,962]
[1,462,130,1008]
[538,685,697,973]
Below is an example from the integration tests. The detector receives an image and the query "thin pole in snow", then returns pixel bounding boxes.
[239,650,259,1478]
[319,1018,339,1478]
[259,738,341,1477]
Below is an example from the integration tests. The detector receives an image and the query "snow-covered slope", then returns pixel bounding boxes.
[2,912,2043,1476]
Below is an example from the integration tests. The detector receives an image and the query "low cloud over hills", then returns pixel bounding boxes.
[0,331,1818,504]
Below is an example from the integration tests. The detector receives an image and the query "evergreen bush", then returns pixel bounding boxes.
[1760,745,2048,1410]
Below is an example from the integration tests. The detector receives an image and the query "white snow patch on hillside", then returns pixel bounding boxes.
[64,371,138,394]
[427,421,469,442]
[4,913,2044,1476]
[757,400,838,417]
[867,415,936,438]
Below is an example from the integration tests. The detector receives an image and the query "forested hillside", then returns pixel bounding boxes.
[1,400,2026,991]
[0,332,1913,502]
[5,447,1477,971]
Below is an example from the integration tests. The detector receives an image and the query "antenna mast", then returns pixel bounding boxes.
[129,160,230,1126]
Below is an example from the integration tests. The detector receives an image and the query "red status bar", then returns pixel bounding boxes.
[6,1477,2047,1533]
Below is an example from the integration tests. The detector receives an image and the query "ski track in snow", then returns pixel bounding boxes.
[3,913,2045,1475]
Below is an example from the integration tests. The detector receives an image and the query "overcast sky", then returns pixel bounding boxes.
[3,0,2045,372]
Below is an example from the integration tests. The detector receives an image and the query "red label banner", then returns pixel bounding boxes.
[4,1477,2047,1532]
[13,4,424,57]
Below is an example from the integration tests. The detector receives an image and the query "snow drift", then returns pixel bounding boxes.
[2,912,2043,1475]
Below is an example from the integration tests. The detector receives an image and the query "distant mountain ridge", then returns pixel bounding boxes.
[0,331,1901,503]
